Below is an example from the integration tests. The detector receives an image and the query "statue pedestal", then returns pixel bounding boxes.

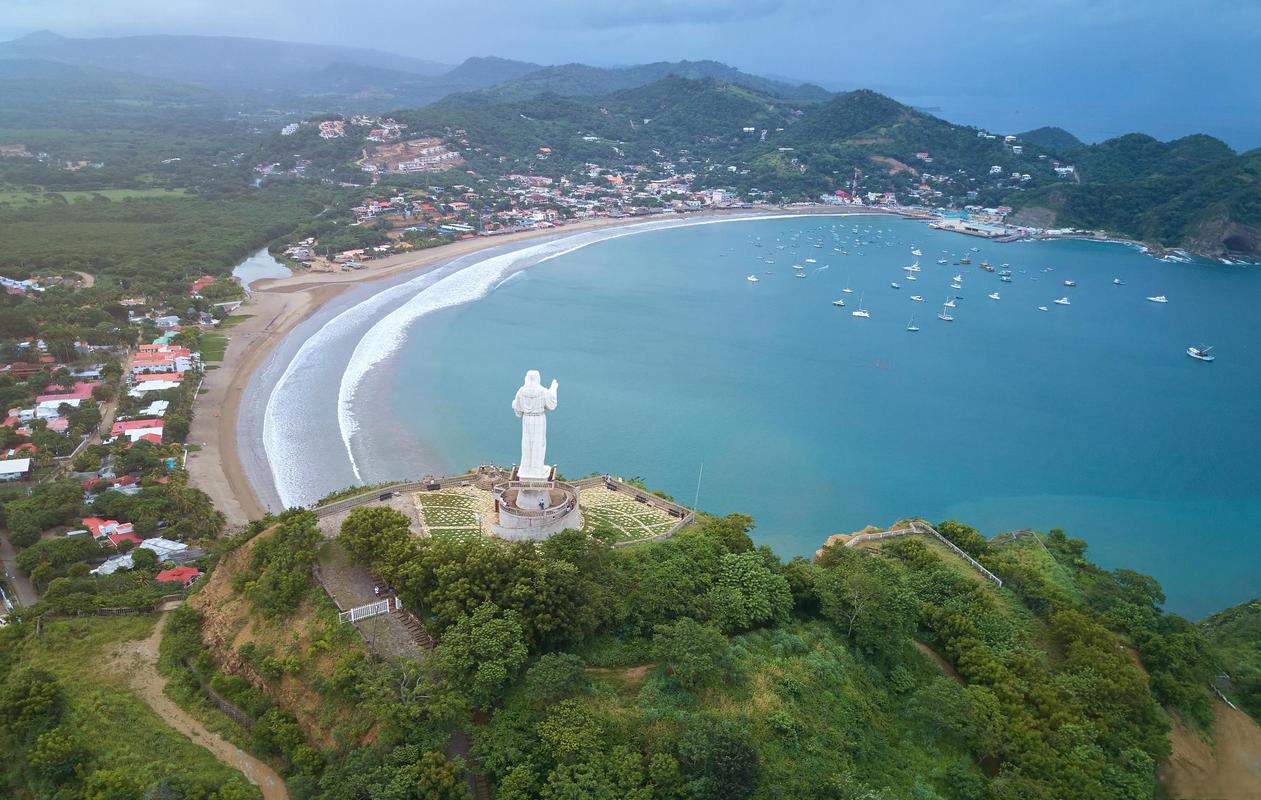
[492,478,582,542]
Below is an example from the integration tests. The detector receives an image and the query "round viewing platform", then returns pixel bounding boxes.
[490,478,582,541]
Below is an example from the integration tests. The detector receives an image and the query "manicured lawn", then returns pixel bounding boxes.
[217,315,254,329]
[198,334,229,361]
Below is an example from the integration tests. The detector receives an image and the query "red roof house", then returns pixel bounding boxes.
[82,517,141,547]
[156,565,201,586]
[190,276,216,295]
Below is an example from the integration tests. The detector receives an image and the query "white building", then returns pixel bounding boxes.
[0,458,32,482]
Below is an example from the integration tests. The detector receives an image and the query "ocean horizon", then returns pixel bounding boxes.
[251,214,1260,619]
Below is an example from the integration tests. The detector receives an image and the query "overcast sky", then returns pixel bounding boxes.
[4,0,1259,148]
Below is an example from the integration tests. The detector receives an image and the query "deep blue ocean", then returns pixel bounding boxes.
[385,216,1260,618]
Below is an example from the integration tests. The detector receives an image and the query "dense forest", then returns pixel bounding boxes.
[4,503,1234,800]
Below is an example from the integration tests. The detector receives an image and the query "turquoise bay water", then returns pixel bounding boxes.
[387,216,1260,618]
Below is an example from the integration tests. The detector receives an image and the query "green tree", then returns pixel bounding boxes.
[433,601,528,709]
[652,619,729,691]
[705,550,792,633]
[524,653,590,707]
[415,750,470,800]
[339,505,412,565]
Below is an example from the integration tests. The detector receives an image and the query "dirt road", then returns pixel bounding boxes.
[0,529,39,607]
[1162,699,1261,800]
[111,612,289,800]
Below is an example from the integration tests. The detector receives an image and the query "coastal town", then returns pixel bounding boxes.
[1,17,1258,800]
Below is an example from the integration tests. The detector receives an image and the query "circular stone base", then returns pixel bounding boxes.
[492,481,582,541]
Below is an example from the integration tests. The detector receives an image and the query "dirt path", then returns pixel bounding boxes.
[1162,699,1261,800]
[72,270,95,288]
[915,640,966,686]
[111,612,289,800]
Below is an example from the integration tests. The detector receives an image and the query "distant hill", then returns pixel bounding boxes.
[472,59,831,103]
[1013,135,1257,256]
[1018,126,1082,154]
[0,30,450,93]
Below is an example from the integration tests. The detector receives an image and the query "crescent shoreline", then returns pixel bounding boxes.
[185,205,918,526]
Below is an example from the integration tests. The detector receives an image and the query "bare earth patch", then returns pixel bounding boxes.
[1161,700,1261,800]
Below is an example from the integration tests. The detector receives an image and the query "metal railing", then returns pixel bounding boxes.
[843,521,1003,587]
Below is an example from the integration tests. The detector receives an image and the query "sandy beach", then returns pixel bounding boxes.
[185,206,907,526]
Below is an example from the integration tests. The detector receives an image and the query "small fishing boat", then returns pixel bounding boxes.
[1186,345,1214,362]
[746,275,759,282]
[981,262,995,272]
[1054,296,1071,305]
[1063,280,1077,287]
[907,315,920,332]
[1113,277,1124,285]
[988,292,1001,300]
[1037,306,1049,312]
[1147,295,1168,303]
[910,295,925,302]
[832,298,846,307]
[890,282,901,289]
[938,304,954,322]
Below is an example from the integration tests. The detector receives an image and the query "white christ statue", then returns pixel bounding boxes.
[512,370,558,481]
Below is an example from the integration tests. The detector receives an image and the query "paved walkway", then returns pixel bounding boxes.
[111,611,289,800]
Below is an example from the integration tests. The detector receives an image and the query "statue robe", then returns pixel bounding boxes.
[512,373,557,480]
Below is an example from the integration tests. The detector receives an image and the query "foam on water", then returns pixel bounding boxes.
[330,213,863,494]
[259,213,886,507]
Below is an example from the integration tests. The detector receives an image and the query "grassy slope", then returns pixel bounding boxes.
[1201,599,1261,719]
[16,615,259,790]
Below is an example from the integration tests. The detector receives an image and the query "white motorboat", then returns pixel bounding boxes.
[1113,277,1124,285]
[832,298,846,307]
[910,295,925,302]
[746,275,759,282]
[937,259,949,264]
[794,273,807,279]
[1147,295,1168,303]
[1063,280,1076,287]
[950,282,962,290]
[1054,296,1071,305]
[842,287,854,294]
[1037,306,1049,312]
[988,292,1001,300]
[906,273,917,281]
[891,282,901,289]
[952,274,963,282]
[999,275,1012,283]
[912,248,923,256]
[805,258,817,263]
[792,263,805,270]
[1187,345,1214,362]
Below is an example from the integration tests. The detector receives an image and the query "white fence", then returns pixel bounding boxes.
[844,521,1003,588]
[338,596,402,624]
